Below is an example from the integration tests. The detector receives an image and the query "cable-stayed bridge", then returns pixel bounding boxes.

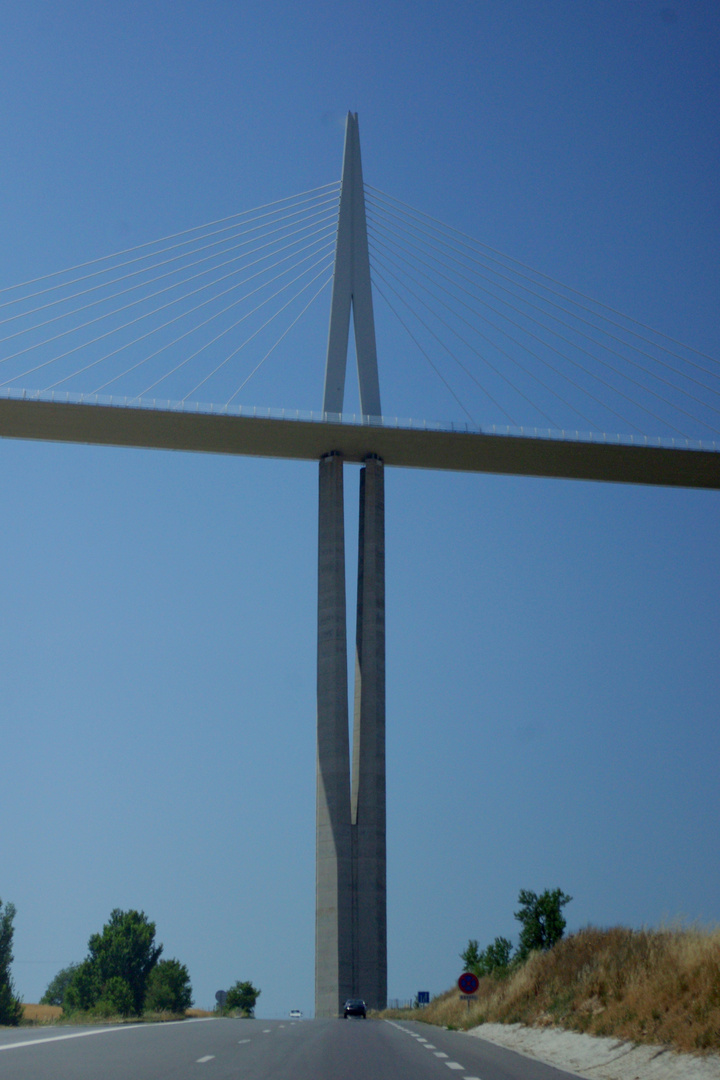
[1,115,718,1019]
[0,121,718,487]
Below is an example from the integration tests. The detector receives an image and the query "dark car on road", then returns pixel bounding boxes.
[343,998,367,1018]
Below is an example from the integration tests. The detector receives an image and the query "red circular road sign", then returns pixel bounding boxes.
[457,972,479,995]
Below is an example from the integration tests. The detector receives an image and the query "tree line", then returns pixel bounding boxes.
[461,888,572,977]
[0,898,259,1024]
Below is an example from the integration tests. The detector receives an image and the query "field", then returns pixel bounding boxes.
[18,1004,215,1024]
[21,1004,63,1023]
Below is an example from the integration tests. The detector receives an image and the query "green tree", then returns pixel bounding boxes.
[481,936,513,973]
[64,909,163,1016]
[144,958,193,1014]
[225,980,260,1016]
[41,963,80,1007]
[460,939,482,973]
[461,936,513,976]
[514,888,572,960]
[87,909,163,1015]
[0,898,23,1026]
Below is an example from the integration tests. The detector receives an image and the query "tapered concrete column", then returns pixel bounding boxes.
[315,451,354,1017]
[351,455,387,1011]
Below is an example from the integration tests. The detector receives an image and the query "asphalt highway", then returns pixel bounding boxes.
[0,1016,583,1080]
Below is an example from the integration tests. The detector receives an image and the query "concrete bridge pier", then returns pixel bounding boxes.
[315,451,387,1017]
[315,451,354,1016]
[351,454,386,1012]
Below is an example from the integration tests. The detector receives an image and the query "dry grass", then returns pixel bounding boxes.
[21,1004,63,1023]
[382,925,720,1056]
[19,1004,213,1025]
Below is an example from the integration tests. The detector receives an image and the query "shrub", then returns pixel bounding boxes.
[225,980,260,1016]
[64,960,102,1013]
[41,963,80,1007]
[96,976,135,1017]
[461,936,513,976]
[144,959,193,1014]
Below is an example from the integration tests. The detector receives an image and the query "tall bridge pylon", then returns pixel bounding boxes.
[315,113,387,1017]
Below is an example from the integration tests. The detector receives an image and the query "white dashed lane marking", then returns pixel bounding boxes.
[196,1055,215,1063]
[238,1039,251,1044]
[386,1020,476,1077]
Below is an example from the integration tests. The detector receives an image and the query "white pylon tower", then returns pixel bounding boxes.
[315,113,387,1018]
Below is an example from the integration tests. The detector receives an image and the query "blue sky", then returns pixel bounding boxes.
[1,1,718,1016]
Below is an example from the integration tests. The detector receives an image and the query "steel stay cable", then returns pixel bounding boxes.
[372,243,601,430]
[55,243,336,399]
[0,207,339,369]
[366,183,720,371]
[367,202,720,404]
[17,235,336,393]
[366,188,720,385]
[371,234,643,436]
[368,189,720,390]
[367,184,720,375]
[0,190,339,343]
[0,182,340,299]
[1,222,337,382]
[227,273,333,404]
[368,196,720,400]
[368,225,713,438]
[371,259,518,425]
[371,280,479,423]
[134,253,334,399]
[372,227,687,438]
[371,245,599,431]
[370,274,479,426]
[185,262,334,402]
[0,196,340,336]
[372,258,559,428]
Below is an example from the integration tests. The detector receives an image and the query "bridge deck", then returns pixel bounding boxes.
[1,397,718,489]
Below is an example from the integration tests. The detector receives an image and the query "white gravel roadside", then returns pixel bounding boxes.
[467,1022,720,1080]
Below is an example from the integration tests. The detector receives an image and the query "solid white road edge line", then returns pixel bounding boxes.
[0,1017,216,1053]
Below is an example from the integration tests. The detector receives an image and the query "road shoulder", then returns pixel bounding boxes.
[467,1022,720,1080]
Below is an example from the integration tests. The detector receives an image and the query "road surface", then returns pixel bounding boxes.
[0,1016,585,1080]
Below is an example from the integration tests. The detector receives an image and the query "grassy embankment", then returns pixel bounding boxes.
[382,925,720,1056]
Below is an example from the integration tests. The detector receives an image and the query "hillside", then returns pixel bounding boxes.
[383,926,720,1056]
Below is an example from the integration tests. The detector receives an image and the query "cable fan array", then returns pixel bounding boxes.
[1,177,718,448]
[0,184,339,409]
[365,186,720,446]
